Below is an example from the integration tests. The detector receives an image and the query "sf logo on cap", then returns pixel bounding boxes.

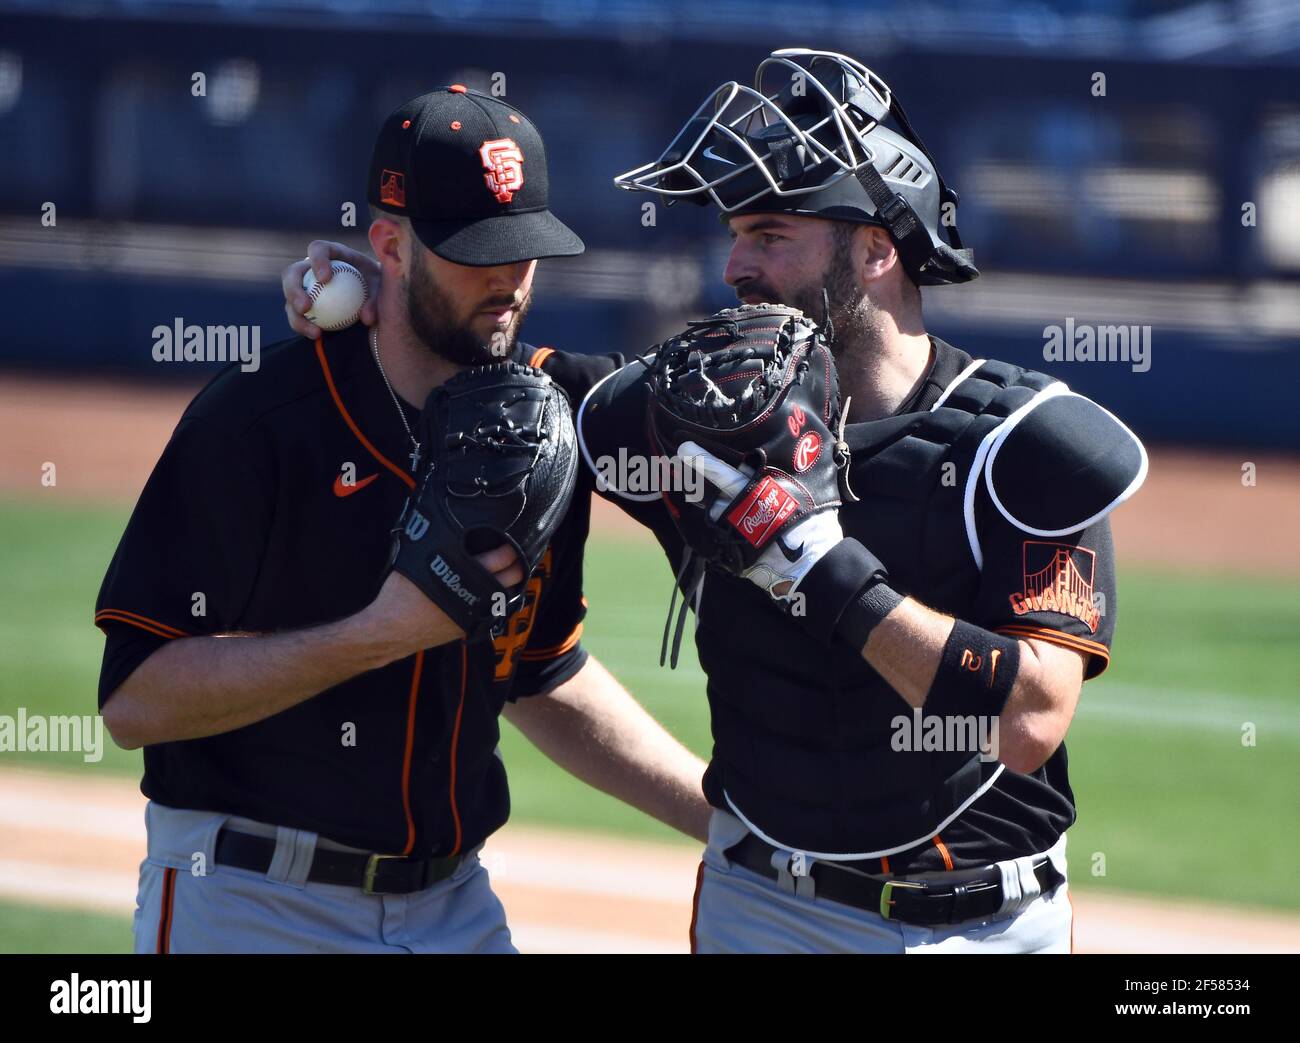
[480,138,524,203]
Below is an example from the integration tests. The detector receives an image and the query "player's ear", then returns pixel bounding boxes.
[368,215,406,272]
[858,225,896,282]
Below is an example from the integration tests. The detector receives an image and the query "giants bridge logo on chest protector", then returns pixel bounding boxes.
[480,138,524,203]
[727,475,798,548]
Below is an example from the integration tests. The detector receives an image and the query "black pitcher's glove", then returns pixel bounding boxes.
[389,362,579,641]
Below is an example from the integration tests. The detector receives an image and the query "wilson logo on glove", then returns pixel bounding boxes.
[728,476,798,548]
[403,508,430,541]
[430,554,480,606]
[794,432,822,473]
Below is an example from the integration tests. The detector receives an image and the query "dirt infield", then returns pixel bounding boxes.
[2,372,1298,573]
[2,765,1298,953]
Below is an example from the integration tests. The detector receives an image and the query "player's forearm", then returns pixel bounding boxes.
[103,605,431,749]
[992,638,1083,771]
[860,596,948,709]
[860,597,1079,773]
[503,656,712,842]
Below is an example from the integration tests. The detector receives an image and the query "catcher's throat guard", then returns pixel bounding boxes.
[613,48,977,287]
[389,362,579,642]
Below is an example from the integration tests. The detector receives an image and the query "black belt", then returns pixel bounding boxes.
[214,829,465,896]
[725,834,1063,927]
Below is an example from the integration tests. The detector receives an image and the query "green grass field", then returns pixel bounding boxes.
[0,901,132,954]
[1,495,1298,955]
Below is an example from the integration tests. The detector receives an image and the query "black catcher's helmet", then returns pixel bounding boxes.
[614,48,978,287]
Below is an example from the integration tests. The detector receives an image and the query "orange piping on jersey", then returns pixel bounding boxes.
[315,338,415,491]
[94,609,188,640]
[447,642,468,855]
[156,867,176,953]
[688,860,705,954]
[932,834,954,870]
[399,651,423,856]
[995,625,1111,669]
[528,346,555,369]
[94,614,179,641]
[519,622,584,662]
[880,855,891,875]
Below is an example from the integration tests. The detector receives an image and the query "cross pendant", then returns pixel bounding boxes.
[409,445,422,471]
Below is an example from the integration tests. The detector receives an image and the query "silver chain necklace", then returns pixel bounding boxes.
[370,325,422,471]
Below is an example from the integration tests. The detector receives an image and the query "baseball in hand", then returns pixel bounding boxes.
[302,260,367,332]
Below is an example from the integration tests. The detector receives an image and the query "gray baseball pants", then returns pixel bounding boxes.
[132,801,515,954]
[690,809,1073,954]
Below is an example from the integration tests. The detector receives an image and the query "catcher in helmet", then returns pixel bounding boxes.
[581,48,1147,953]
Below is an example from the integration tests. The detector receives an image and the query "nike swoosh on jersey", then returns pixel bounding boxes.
[333,472,380,497]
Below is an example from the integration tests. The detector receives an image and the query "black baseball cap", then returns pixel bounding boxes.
[367,85,585,266]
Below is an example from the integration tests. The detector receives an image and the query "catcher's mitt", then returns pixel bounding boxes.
[646,303,854,663]
[389,362,579,641]
[647,303,852,570]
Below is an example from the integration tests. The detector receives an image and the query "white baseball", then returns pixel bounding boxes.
[302,260,367,332]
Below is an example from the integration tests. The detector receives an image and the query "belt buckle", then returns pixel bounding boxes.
[878,878,924,921]
[363,853,406,895]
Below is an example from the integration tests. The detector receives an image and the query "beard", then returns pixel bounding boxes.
[815,236,881,357]
[734,227,881,358]
[405,258,532,367]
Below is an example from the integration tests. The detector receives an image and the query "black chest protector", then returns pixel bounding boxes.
[697,356,1060,858]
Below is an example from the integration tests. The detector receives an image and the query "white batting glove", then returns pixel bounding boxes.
[677,440,844,601]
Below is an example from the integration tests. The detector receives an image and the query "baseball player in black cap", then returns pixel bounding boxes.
[97,86,709,954]
[281,52,1148,954]
[369,83,584,268]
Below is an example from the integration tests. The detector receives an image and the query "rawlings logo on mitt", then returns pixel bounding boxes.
[389,362,579,641]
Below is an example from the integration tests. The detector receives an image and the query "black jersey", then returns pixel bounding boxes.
[573,337,1120,873]
[95,326,590,857]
